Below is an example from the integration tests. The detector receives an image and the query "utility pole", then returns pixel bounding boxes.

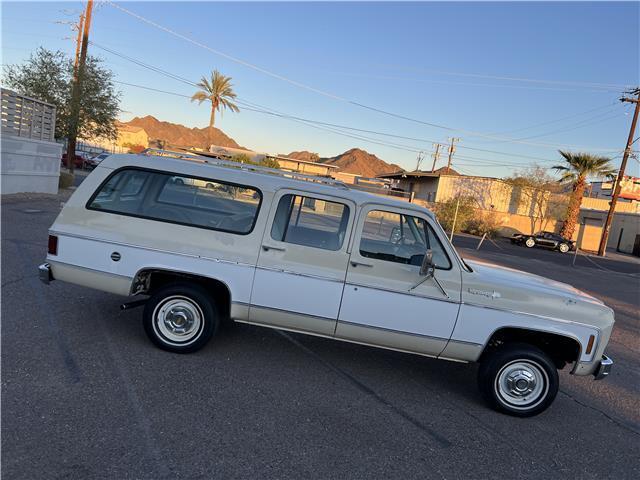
[415,151,425,171]
[446,137,460,174]
[66,0,94,175]
[73,13,85,71]
[597,88,640,256]
[431,143,442,172]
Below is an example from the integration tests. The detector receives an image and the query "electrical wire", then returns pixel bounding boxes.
[104,1,625,152]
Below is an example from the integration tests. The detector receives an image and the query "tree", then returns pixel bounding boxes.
[552,151,616,240]
[191,70,239,144]
[2,47,120,146]
[505,165,566,233]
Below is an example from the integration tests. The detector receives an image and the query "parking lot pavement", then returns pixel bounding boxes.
[2,192,639,479]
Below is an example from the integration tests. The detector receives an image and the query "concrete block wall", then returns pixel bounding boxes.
[1,135,62,194]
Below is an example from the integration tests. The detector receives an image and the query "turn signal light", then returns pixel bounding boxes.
[48,235,58,255]
[585,335,595,355]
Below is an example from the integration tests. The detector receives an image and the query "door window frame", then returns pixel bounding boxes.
[264,188,356,254]
[348,204,458,272]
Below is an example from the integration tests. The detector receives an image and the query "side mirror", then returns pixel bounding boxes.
[420,249,435,278]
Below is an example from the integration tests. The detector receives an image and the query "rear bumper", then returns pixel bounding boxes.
[38,262,53,284]
[593,355,613,380]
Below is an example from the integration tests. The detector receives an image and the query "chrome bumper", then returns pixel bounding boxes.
[38,262,53,285]
[593,355,613,380]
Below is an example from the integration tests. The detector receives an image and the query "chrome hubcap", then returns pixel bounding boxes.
[153,296,203,345]
[496,360,548,410]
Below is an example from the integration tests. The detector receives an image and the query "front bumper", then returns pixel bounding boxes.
[593,355,613,380]
[38,262,53,285]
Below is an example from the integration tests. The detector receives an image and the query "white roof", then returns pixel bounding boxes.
[100,152,435,218]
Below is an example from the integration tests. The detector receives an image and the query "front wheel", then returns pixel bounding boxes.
[524,237,536,248]
[143,283,218,353]
[478,343,559,417]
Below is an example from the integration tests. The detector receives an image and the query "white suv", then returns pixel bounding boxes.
[39,151,614,416]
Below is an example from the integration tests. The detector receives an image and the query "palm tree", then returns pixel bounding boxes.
[191,70,239,145]
[553,151,616,240]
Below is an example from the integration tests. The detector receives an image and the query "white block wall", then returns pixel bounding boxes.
[1,135,62,194]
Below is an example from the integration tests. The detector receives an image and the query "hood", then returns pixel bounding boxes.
[465,259,603,306]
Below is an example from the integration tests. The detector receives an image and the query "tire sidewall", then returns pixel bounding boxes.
[478,344,559,417]
[525,238,536,248]
[143,283,218,353]
[558,243,569,253]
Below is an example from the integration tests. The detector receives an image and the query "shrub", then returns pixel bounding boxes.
[465,212,501,238]
[434,196,477,233]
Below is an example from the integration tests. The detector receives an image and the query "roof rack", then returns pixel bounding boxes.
[141,148,349,189]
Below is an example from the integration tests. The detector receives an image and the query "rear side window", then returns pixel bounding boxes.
[270,194,350,251]
[88,168,262,234]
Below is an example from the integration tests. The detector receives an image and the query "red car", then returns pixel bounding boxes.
[61,152,90,169]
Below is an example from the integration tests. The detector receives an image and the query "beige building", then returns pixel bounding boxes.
[82,122,149,153]
[208,145,338,177]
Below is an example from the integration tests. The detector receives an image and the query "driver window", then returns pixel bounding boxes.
[359,210,451,269]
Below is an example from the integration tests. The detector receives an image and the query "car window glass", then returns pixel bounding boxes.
[270,194,350,251]
[88,169,261,234]
[359,210,451,269]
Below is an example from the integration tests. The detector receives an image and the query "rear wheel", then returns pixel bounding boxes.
[524,237,536,248]
[143,283,218,353]
[478,343,559,417]
[558,243,570,253]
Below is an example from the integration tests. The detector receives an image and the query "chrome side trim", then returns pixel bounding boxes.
[347,282,461,305]
[255,265,345,284]
[49,230,256,269]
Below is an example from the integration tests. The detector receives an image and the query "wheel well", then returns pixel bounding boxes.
[133,269,231,321]
[481,328,581,369]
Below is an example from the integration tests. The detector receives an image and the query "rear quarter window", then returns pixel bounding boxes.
[87,168,262,235]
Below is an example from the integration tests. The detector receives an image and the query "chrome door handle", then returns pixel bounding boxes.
[351,260,373,268]
[262,244,286,252]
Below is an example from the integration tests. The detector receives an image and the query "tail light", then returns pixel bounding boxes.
[48,235,58,255]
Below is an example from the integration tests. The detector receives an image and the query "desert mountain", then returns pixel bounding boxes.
[124,115,241,150]
[283,148,401,177]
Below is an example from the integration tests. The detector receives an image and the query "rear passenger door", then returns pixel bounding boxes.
[249,190,354,336]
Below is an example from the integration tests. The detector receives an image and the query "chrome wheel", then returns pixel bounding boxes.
[525,238,536,248]
[558,243,569,253]
[494,360,549,410]
[152,295,203,346]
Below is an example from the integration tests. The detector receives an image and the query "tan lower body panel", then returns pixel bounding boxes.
[439,339,484,362]
[50,261,132,296]
[247,305,336,337]
[335,321,448,358]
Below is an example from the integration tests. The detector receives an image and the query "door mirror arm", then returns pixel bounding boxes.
[409,249,449,298]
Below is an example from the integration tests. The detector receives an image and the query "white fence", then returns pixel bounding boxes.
[1,88,56,142]
[1,89,61,194]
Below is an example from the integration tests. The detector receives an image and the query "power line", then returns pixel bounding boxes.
[96,43,625,167]
[104,1,624,152]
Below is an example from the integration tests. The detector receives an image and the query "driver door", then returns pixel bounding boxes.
[336,205,461,357]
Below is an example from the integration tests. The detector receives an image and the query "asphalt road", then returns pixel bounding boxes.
[2,191,639,479]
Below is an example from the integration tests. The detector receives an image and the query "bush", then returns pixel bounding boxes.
[58,171,74,189]
[464,212,501,238]
[434,196,477,233]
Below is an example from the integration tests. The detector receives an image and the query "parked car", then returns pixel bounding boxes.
[38,152,614,417]
[84,152,110,170]
[511,231,575,253]
[61,151,91,170]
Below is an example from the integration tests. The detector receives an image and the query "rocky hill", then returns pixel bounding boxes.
[124,115,241,150]
[283,148,401,178]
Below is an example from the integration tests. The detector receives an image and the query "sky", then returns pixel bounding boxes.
[2,1,639,178]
